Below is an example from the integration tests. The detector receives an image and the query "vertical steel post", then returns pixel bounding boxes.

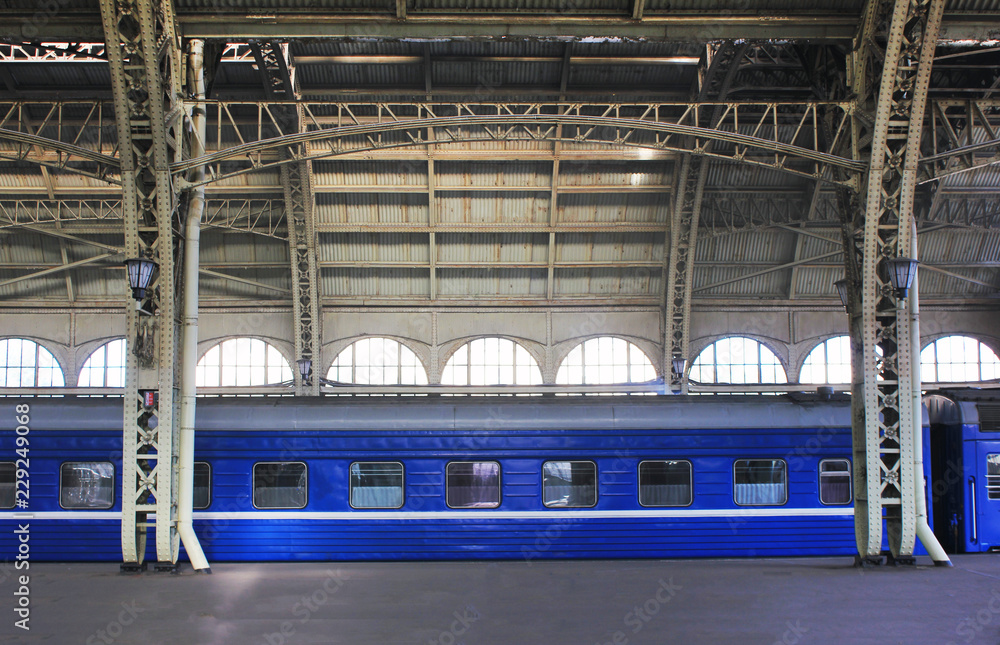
[100,0,184,567]
[849,0,946,561]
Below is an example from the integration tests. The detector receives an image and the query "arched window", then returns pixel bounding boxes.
[0,338,64,387]
[327,337,428,385]
[441,337,542,386]
[921,335,1000,383]
[556,337,656,384]
[79,339,127,388]
[800,336,851,384]
[196,338,292,387]
[690,337,787,384]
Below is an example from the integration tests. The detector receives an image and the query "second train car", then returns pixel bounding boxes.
[2,394,864,562]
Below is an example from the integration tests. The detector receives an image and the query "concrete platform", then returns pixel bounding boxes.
[2,555,998,645]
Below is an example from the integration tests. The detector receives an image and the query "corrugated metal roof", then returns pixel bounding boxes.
[437,232,546,262]
[558,232,661,262]
[557,193,670,224]
[315,193,430,225]
[437,192,549,224]
[320,233,429,263]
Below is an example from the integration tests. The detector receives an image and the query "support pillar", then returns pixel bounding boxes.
[847,0,946,560]
[100,0,184,567]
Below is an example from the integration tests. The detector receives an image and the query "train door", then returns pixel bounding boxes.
[971,441,1000,552]
[929,418,966,553]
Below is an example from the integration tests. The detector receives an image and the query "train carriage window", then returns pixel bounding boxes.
[819,459,852,505]
[0,463,13,509]
[639,460,693,507]
[446,461,500,509]
[987,455,1000,501]
[543,461,597,508]
[350,462,404,509]
[733,459,787,506]
[60,462,115,509]
[193,462,211,510]
[253,462,307,509]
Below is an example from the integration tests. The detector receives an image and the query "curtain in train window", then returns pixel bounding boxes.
[253,462,307,509]
[0,463,13,509]
[193,462,212,510]
[60,462,115,509]
[351,462,404,509]
[543,461,597,508]
[987,454,1000,501]
[446,461,500,508]
[639,460,692,507]
[819,459,852,505]
[733,459,787,506]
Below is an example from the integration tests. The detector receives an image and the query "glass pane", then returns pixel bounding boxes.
[350,462,404,509]
[543,461,597,508]
[193,462,211,510]
[0,463,14,509]
[819,459,852,505]
[253,463,307,509]
[446,461,500,508]
[734,459,787,506]
[639,460,692,507]
[60,462,115,509]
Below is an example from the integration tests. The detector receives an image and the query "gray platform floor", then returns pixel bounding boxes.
[1,555,998,645]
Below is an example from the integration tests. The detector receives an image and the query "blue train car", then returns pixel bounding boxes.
[927,390,1000,553]
[1,394,867,562]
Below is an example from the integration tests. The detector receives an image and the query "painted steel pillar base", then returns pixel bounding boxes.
[119,562,147,574]
[854,553,884,568]
[885,552,916,567]
[153,562,180,574]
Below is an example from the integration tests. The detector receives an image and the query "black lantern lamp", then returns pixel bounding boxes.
[886,257,919,299]
[296,358,312,383]
[671,356,687,378]
[124,257,157,301]
[834,279,850,312]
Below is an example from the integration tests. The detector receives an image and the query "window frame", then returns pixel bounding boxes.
[252,461,308,510]
[637,459,694,508]
[732,458,788,507]
[987,454,1000,501]
[0,337,65,388]
[0,462,14,510]
[690,337,787,385]
[445,460,502,509]
[78,338,127,388]
[349,461,405,510]
[818,458,853,506]
[193,461,212,510]
[541,460,598,509]
[328,338,428,386]
[59,461,116,510]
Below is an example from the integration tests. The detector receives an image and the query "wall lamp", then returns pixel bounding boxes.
[296,358,312,382]
[124,257,157,301]
[671,356,687,378]
[834,279,850,312]
[886,257,919,299]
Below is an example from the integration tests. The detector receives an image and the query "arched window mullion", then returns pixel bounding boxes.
[442,337,542,386]
[196,338,292,388]
[691,337,787,385]
[0,338,65,388]
[921,335,1000,383]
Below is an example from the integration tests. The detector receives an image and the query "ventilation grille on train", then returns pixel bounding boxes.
[979,405,1000,433]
